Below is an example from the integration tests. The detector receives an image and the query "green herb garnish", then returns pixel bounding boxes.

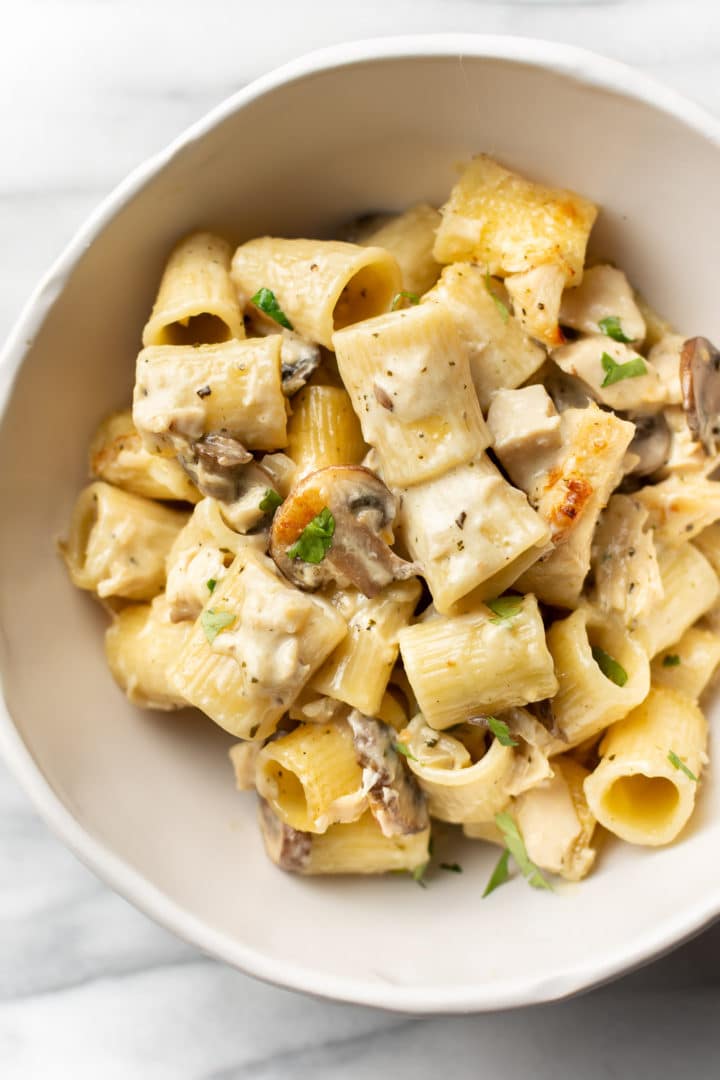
[486,717,519,747]
[391,290,420,310]
[259,488,283,514]
[440,862,463,873]
[598,315,633,343]
[591,645,628,687]
[485,269,510,323]
[495,812,553,892]
[201,608,236,644]
[412,861,429,888]
[662,654,681,668]
[392,740,419,763]
[251,287,293,330]
[668,750,698,782]
[600,351,647,388]
[287,507,335,564]
[206,578,217,593]
[486,595,523,623]
[482,848,511,898]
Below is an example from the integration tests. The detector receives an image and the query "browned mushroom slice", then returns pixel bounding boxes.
[179,434,277,532]
[680,336,720,454]
[257,797,312,872]
[347,710,429,837]
[269,465,419,596]
[245,308,322,396]
[623,411,672,479]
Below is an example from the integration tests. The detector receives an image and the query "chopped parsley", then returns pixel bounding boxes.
[598,315,633,343]
[392,740,419,763]
[482,848,511,898]
[412,861,429,888]
[662,654,681,668]
[600,351,647,388]
[485,269,510,323]
[201,608,236,644]
[251,287,293,330]
[494,812,553,892]
[287,507,335,564]
[206,578,217,593]
[591,645,628,687]
[259,488,283,514]
[486,716,519,747]
[668,750,698,782]
[486,595,523,623]
[440,862,463,874]
[391,290,420,310]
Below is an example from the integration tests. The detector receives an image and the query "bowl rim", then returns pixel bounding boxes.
[1,33,720,1014]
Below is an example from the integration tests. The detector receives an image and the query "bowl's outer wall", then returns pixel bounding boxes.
[1,46,719,1011]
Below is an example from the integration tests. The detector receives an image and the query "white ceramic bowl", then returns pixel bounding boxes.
[1,36,719,1014]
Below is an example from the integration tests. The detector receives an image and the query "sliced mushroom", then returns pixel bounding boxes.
[542,361,594,413]
[257,797,312,872]
[347,710,429,837]
[179,434,276,532]
[680,336,720,454]
[245,308,321,396]
[622,411,672,479]
[270,465,419,596]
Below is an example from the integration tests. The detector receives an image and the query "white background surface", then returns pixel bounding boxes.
[1,2,719,1076]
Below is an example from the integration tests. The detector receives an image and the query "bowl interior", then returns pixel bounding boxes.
[1,44,719,1011]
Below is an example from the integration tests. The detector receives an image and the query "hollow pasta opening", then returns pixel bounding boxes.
[333,264,397,331]
[603,773,679,830]
[160,312,231,346]
[264,763,309,828]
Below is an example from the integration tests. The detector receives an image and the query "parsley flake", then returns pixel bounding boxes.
[482,848,511,898]
[598,315,633,343]
[391,290,420,310]
[412,861,429,888]
[591,646,628,687]
[600,351,647,388]
[259,488,283,514]
[392,740,419,763]
[486,716,519,747]
[486,595,523,623]
[668,750,698,782]
[201,608,236,644]
[440,862,463,874]
[251,287,293,330]
[485,269,510,323]
[495,812,553,891]
[206,578,217,593]
[662,654,681,668]
[287,507,335,564]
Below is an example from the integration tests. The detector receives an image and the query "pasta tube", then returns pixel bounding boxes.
[333,301,489,487]
[398,595,558,730]
[309,579,421,715]
[433,154,597,282]
[169,549,347,740]
[256,719,366,834]
[61,481,187,600]
[228,741,260,791]
[584,688,707,846]
[142,232,244,347]
[358,204,441,296]
[105,596,193,710]
[286,385,367,477]
[421,263,545,410]
[89,409,200,502]
[651,626,720,700]
[133,336,287,456]
[397,454,549,613]
[546,608,650,747]
[640,542,719,657]
[258,802,430,875]
[231,238,401,349]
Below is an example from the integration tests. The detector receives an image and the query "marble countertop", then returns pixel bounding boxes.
[1,2,719,1076]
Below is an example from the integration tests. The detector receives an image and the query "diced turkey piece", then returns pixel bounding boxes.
[648,334,684,406]
[553,334,665,412]
[486,385,562,497]
[559,265,646,345]
[505,264,566,347]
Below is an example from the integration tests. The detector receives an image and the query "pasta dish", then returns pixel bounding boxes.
[61,156,720,892]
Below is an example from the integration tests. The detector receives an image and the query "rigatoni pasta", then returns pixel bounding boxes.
[60,153,720,889]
